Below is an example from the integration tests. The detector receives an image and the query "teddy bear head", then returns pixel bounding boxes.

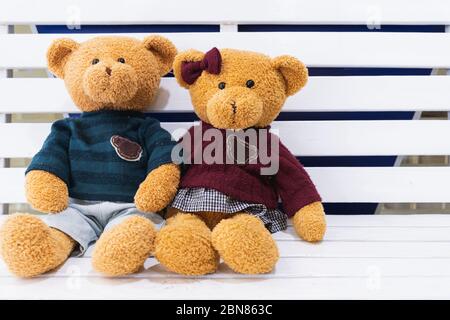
[173,48,308,129]
[47,35,177,112]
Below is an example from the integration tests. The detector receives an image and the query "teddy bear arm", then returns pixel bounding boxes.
[25,170,69,213]
[134,163,180,213]
[292,201,326,242]
[273,141,326,241]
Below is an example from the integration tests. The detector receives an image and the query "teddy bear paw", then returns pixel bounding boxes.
[92,216,156,276]
[155,214,219,275]
[211,214,279,274]
[134,164,180,213]
[293,202,327,242]
[25,170,69,213]
[0,214,74,277]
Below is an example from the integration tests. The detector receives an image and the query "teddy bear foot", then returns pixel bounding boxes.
[211,214,279,274]
[155,213,219,275]
[92,216,156,276]
[0,213,75,278]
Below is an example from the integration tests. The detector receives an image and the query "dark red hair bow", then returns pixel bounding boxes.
[181,47,222,85]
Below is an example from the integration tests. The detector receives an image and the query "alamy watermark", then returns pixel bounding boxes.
[171,124,280,176]
[66,5,81,30]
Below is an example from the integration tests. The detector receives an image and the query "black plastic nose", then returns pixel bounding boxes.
[105,67,112,76]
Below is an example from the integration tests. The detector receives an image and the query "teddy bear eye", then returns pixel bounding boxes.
[218,82,226,90]
[117,58,126,64]
[92,59,100,65]
[246,79,255,88]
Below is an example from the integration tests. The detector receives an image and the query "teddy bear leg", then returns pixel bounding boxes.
[155,213,219,275]
[211,213,279,274]
[0,213,75,278]
[92,216,156,276]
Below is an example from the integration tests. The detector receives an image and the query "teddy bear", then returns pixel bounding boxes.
[154,47,327,275]
[0,35,180,277]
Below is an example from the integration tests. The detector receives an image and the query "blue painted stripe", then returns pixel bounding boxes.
[36,25,219,33]
[239,24,445,33]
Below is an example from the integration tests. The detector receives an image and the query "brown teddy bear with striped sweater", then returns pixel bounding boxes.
[0,35,180,277]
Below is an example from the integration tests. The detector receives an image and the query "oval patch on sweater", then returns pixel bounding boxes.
[110,135,143,161]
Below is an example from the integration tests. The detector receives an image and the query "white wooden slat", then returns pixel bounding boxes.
[277,241,450,258]
[5,257,450,280]
[312,167,450,203]
[3,120,450,158]
[57,225,450,244]
[2,270,450,299]
[1,0,449,25]
[275,120,450,157]
[321,214,450,227]
[2,76,450,113]
[3,32,450,69]
[4,167,450,204]
[275,226,450,241]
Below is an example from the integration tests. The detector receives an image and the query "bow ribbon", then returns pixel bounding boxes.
[181,47,222,85]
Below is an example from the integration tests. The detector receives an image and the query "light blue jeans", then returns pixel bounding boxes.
[41,198,165,256]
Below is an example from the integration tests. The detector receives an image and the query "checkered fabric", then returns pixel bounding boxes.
[171,187,287,233]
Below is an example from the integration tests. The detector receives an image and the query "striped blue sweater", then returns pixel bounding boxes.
[26,110,176,202]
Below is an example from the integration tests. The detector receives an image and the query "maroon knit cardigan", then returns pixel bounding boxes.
[178,122,321,217]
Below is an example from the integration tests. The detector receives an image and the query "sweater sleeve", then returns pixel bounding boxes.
[275,139,322,217]
[144,118,177,173]
[25,119,71,185]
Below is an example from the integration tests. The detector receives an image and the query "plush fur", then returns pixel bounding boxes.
[92,216,157,276]
[155,213,219,275]
[0,35,179,278]
[135,163,180,213]
[49,35,177,112]
[0,214,75,277]
[25,170,69,213]
[155,48,326,275]
[211,214,279,274]
[173,49,307,129]
[293,201,327,242]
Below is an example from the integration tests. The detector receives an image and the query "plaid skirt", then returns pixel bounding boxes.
[171,187,287,233]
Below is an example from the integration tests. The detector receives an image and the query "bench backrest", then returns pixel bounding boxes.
[1,0,450,206]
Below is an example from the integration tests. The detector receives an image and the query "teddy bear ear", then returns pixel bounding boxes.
[172,49,205,89]
[47,38,80,79]
[272,55,308,96]
[142,35,178,76]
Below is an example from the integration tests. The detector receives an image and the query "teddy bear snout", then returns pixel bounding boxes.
[82,61,139,105]
[206,87,264,129]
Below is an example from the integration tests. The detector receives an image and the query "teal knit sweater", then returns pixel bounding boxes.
[26,110,176,202]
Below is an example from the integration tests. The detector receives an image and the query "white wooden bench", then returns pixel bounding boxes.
[2,0,450,299]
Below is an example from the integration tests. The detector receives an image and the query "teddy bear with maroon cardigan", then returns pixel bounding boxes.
[154,47,327,275]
